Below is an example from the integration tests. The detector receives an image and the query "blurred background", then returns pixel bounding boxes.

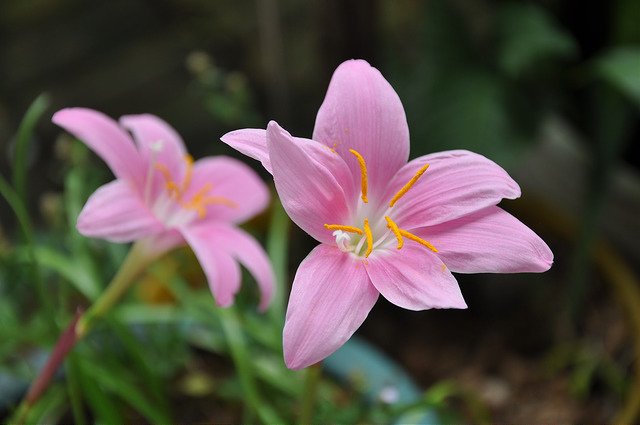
[1,0,638,422]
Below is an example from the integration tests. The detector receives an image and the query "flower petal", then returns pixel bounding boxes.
[119,114,188,198]
[179,223,241,307]
[283,245,379,370]
[201,224,275,311]
[185,156,270,224]
[138,229,185,260]
[385,150,521,229]
[220,129,272,174]
[313,59,410,202]
[267,121,356,244]
[77,180,164,243]
[414,206,553,273]
[364,243,467,311]
[52,108,144,190]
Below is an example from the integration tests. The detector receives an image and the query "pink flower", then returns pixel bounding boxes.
[222,60,553,369]
[53,108,274,310]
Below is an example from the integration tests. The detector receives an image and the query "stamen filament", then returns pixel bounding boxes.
[199,197,237,209]
[349,149,369,203]
[181,154,194,194]
[398,228,438,253]
[191,182,213,202]
[384,216,404,249]
[363,218,373,257]
[144,140,163,203]
[324,224,364,235]
[389,163,429,207]
[155,163,180,199]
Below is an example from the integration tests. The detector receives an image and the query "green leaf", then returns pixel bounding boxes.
[593,46,640,108]
[113,304,188,325]
[76,355,173,424]
[75,362,126,424]
[497,3,577,78]
[32,246,101,300]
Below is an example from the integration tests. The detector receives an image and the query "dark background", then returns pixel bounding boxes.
[1,0,638,422]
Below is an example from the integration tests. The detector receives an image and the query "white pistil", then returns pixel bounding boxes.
[144,140,164,204]
[333,230,353,252]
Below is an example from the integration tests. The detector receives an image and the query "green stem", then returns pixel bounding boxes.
[76,240,151,339]
[298,362,322,424]
[266,194,290,326]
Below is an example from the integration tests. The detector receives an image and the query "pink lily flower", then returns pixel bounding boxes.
[222,60,553,369]
[52,108,274,310]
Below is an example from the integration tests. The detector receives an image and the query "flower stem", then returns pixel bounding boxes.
[266,196,290,326]
[299,362,322,424]
[11,309,83,424]
[75,240,151,339]
[10,241,152,423]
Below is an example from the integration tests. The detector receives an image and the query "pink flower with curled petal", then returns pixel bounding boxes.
[53,108,274,311]
[222,59,553,369]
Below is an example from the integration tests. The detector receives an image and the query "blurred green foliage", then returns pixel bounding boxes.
[0,0,638,422]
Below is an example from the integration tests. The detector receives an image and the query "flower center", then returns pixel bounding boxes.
[152,152,236,220]
[324,149,437,257]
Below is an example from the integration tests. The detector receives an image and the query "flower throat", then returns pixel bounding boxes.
[324,149,437,257]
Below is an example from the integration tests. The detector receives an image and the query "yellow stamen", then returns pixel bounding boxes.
[324,224,363,235]
[349,149,368,203]
[199,196,238,209]
[154,163,180,198]
[181,154,194,194]
[363,218,373,257]
[190,182,213,202]
[384,216,403,249]
[398,228,438,253]
[154,154,195,200]
[389,163,429,207]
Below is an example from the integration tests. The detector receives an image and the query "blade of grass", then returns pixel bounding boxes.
[13,93,50,204]
[104,316,171,417]
[266,194,290,326]
[217,306,283,423]
[0,174,54,323]
[65,353,87,424]
[76,354,172,424]
[75,360,126,424]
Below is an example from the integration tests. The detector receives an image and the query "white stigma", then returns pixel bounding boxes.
[333,230,353,252]
[144,139,164,204]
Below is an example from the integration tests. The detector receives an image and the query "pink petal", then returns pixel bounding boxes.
[414,206,553,273]
[119,114,188,200]
[202,224,275,311]
[179,223,242,307]
[184,156,270,224]
[137,229,185,260]
[220,129,272,174]
[77,180,165,243]
[312,59,409,203]
[52,108,144,190]
[283,245,379,370]
[364,243,467,311]
[267,121,356,245]
[385,150,521,229]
